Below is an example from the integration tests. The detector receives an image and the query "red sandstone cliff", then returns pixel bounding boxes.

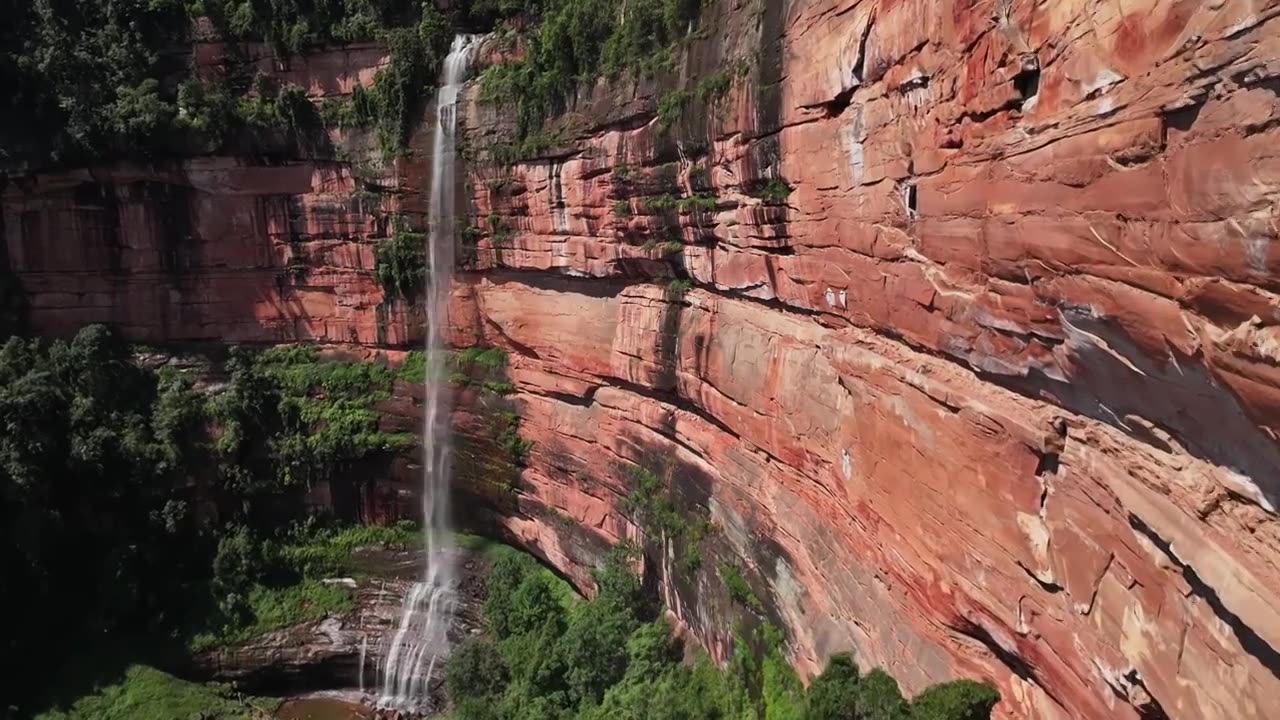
[448,1,1280,718]
[5,2,1280,719]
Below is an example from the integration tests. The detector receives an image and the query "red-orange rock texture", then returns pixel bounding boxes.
[1,44,421,347]
[452,1,1280,719]
[5,2,1280,719]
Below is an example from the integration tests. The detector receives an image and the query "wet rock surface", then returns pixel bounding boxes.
[190,545,489,714]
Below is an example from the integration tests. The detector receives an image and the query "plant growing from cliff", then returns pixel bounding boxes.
[479,0,707,145]
[497,410,534,466]
[251,345,414,488]
[719,561,765,613]
[666,278,693,299]
[677,193,718,213]
[453,346,517,395]
[909,680,1001,720]
[375,229,427,300]
[749,177,793,204]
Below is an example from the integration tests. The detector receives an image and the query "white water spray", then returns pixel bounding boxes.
[358,634,368,693]
[378,34,479,712]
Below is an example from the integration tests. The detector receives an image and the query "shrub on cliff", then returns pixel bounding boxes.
[479,0,708,141]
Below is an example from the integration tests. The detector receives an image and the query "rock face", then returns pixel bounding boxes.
[449,1,1280,718]
[6,2,1280,719]
[0,42,422,347]
[190,545,489,702]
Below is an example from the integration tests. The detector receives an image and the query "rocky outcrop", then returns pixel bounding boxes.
[449,1,1280,719]
[0,42,422,347]
[190,546,489,700]
[5,1,1280,719]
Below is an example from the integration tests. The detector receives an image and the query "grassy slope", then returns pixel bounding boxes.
[33,664,272,720]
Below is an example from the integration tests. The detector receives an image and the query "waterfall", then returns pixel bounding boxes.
[378,34,479,712]
[358,634,368,694]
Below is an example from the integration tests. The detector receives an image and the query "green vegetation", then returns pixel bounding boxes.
[211,343,414,490]
[749,177,793,204]
[678,193,719,213]
[480,0,708,143]
[720,561,765,613]
[490,130,562,166]
[279,520,421,577]
[623,465,713,574]
[0,325,421,713]
[650,193,680,212]
[33,664,267,720]
[0,1,463,170]
[655,64,745,128]
[453,346,518,396]
[375,227,428,300]
[498,411,535,466]
[189,579,354,652]
[0,0,191,168]
[667,278,694,298]
[445,542,1000,720]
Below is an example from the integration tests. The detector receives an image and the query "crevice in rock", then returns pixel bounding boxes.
[950,615,1064,708]
[1014,54,1041,108]
[1017,560,1064,594]
[1033,451,1060,476]
[482,316,543,361]
[539,385,599,408]
[1125,669,1170,720]
[1127,514,1280,680]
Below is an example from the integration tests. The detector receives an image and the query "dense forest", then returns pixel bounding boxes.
[448,545,1000,720]
[0,0,699,170]
[0,326,419,715]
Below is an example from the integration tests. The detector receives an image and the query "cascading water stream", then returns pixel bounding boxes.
[378,34,479,712]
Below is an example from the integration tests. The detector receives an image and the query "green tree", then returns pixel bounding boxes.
[807,653,862,720]
[856,669,909,720]
[508,574,566,637]
[909,680,999,720]
[554,597,638,705]
[485,553,531,638]
[448,637,510,700]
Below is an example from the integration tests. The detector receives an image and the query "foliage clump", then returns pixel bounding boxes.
[480,0,708,142]
[375,228,427,300]
[0,1,459,170]
[447,541,1002,720]
[0,325,423,713]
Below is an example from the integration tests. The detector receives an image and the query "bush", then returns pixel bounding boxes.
[448,638,510,700]
[508,574,567,637]
[480,0,708,145]
[807,653,862,720]
[555,598,638,705]
[856,669,909,720]
[375,229,427,300]
[451,540,1000,720]
[909,680,1000,720]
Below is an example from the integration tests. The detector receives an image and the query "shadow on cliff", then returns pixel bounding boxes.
[1007,307,1280,511]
